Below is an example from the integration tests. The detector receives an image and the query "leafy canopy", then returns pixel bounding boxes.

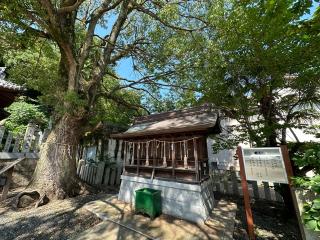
[4,100,48,134]
[138,0,320,146]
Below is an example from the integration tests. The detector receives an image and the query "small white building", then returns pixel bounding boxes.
[111,104,221,223]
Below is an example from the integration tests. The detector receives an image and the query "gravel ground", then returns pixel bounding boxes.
[0,193,106,240]
[232,197,302,240]
[0,189,302,240]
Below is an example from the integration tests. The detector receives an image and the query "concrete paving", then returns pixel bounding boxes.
[73,194,237,240]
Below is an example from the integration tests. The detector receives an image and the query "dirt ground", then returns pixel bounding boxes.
[231,196,302,240]
[0,187,302,240]
[0,192,106,240]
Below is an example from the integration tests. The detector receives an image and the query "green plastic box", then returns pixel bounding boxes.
[135,188,162,219]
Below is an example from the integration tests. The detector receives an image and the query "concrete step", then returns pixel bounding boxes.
[73,194,237,240]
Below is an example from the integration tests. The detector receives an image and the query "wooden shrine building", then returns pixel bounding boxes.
[113,104,220,223]
[112,104,221,184]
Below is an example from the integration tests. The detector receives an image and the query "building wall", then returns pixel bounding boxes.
[118,175,215,223]
[206,117,319,171]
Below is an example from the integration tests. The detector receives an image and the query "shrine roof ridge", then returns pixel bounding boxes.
[134,103,217,124]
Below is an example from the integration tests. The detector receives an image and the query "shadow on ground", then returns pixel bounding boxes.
[223,191,302,240]
[75,195,237,240]
[0,193,104,240]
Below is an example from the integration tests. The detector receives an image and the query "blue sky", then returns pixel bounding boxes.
[95,15,142,81]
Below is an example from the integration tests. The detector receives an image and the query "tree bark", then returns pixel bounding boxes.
[27,114,83,200]
[14,0,132,206]
[259,93,295,214]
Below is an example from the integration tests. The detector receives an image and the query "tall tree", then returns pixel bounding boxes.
[135,0,320,213]
[138,0,320,147]
[0,0,203,203]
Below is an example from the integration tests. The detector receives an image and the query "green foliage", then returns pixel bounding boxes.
[293,145,320,174]
[89,76,146,127]
[294,175,320,194]
[4,100,48,134]
[1,39,63,110]
[139,0,320,147]
[302,198,320,231]
[144,90,197,114]
[58,91,88,117]
[292,143,320,191]
[293,144,320,232]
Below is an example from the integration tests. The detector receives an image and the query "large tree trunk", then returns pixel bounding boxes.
[259,93,295,215]
[17,114,84,206]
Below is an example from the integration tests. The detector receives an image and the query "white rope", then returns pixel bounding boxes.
[42,141,77,146]
[123,137,201,168]
[123,136,201,145]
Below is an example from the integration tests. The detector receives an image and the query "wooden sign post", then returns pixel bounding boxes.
[237,146,255,240]
[237,145,305,240]
[280,145,306,240]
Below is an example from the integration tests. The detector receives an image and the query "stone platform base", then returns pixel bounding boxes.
[118,175,215,223]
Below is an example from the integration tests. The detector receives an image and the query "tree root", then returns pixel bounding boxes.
[35,193,49,208]
[14,190,49,209]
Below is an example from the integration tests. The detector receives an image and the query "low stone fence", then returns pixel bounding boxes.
[77,160,122,189]
[210,169,283,202]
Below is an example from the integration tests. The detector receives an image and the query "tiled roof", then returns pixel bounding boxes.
[0,79,23,91]
[111,104,220,138]
[0,67,23,91]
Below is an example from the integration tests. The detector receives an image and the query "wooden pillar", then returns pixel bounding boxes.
[163,141,167,167]
[172,142,175,177]
[137,142,140,175]
[123,142,127,173]
[183,140,188,169]
[281,145,306,240]
[193,138,199,182]
[237,146,255,240]
[154,140,157,166]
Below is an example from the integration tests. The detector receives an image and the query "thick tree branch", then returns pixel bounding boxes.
[57,0,86,14]
[103,0,132,62]
[77,0,113,80]
[39,0,56,20]
[0,19,50,39]
[104,70,197,101]
[86,0,132,108]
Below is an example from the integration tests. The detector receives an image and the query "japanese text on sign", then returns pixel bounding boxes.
[242,148,288,183]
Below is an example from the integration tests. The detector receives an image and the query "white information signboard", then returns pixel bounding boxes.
[242,147,288,184]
